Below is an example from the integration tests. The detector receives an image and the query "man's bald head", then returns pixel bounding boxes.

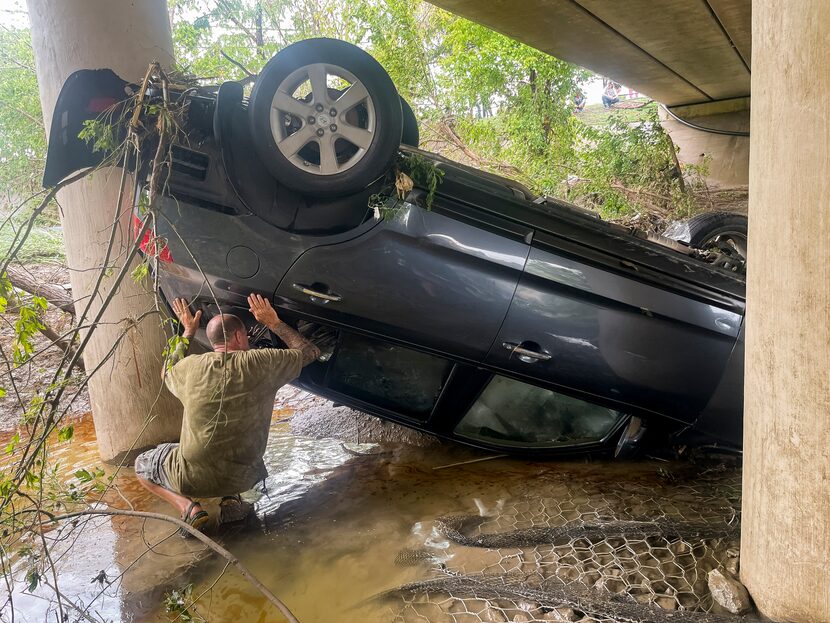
[205,313,248,351]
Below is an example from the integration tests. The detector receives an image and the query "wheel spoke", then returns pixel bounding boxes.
[337,123,373,150]
[307,64,329,107]
[278,124,315,157]
[272,91,311,118]
[334,81,369,113]
[318,136,339,174]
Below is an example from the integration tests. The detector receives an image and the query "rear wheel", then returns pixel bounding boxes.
[249,38,403,198]
[665,212,748,273]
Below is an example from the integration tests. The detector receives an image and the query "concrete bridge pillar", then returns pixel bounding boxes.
[27,0,183,462]
[741,1,830,620]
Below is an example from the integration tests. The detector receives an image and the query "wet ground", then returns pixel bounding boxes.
[1,390,746,623]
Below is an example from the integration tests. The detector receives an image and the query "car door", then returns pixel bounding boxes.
[484,232,743,421]
[274,201,532,362]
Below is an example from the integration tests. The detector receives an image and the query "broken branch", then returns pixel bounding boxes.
[6,265,75,315]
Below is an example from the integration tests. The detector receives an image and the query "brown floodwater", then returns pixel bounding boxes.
[1,400,744,623]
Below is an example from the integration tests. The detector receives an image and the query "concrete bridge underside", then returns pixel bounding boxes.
[430,0,752,188]
[429,0,750,106]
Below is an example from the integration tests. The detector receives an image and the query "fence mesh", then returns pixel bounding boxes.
[378,466,751,623]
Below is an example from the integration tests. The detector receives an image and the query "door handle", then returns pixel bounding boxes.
[502,342,552,362]
[292,283,342,302]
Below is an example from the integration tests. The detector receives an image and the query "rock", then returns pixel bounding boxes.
[708,568,753,615]
[541,607,578,621]
[724,548,740,576]
[484,606,508,622]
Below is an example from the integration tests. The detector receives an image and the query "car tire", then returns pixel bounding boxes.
[664,212,748,257]
[249,38,403,198]
[400,95,419,147]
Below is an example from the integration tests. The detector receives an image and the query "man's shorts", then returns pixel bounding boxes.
[134,442,179,493]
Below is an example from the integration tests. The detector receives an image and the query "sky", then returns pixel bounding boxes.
[0,0,26,28]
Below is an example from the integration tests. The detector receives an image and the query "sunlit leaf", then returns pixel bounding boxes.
[57,425,74,442]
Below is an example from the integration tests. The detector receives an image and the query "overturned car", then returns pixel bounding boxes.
[43,38,747,457]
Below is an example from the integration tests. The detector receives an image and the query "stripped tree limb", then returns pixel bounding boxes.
[6,265,75,315]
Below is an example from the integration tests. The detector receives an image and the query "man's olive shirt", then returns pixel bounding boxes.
[163,348,302,497]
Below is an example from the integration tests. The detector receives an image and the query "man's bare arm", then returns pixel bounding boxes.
[247,294,320,366]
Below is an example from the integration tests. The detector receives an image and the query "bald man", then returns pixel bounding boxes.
[134,294,320,534]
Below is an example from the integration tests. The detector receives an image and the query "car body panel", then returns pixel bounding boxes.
[274,203,531,361]
[485,240,740,421]
[42,69,131,187]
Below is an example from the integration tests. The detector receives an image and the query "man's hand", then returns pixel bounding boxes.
[248,292,320,366]
[172,298,202,339]
[248,293,281,330]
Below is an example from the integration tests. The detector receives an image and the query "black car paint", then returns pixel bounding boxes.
[42,69,746,455]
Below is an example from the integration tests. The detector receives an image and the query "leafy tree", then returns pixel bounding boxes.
[0,26,45,203]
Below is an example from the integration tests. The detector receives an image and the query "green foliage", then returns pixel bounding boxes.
[163,334,190,370]
[163,584,203,622]
[572,108,689,218]
[5,432,20,455]
[0,27,44,199]
[25,568,39,592]
[57,425,73,442]
[78,119,117,153]
[12,295,47,365]
[131,258,151,284]
[399,153,444,208]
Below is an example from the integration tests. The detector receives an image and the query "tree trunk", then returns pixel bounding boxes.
[742,1,830,621]
[27,0,182,463]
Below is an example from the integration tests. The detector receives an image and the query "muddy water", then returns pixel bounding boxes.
[1,404,742,623]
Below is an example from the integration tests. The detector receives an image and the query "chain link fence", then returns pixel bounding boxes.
[378,467,751,623]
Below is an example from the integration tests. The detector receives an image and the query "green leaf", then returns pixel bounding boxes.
[5,432,19,455]
[131,260,150,284]
[26,569,39,592]
[78,118,116,153]
[57,425,74,442]
[74,469,93,483]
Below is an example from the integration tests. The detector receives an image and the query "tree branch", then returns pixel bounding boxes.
[6,265,75,315]
[220,49,256,78]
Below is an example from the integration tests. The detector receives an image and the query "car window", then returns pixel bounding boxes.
[454,375,624,447]
[327,333,452,419]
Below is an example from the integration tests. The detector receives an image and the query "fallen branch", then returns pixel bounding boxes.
[38,323,84,373]
[44,508,300,623]
[6,265,75,315]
